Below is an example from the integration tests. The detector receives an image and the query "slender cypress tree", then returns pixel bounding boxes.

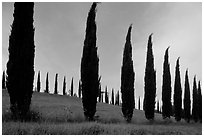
[143,34,156,120]
[37,71,41,92]
[197,81,202,123]
[115,90,120,105]
[105,86,109,104]
[121,25,135,122]
[157,100,160,113]
[54,73,58,94]
[138,96,140,110]
[111,88,114,105]
[45,72,49,93]
[192,76,198,122]
[183,69,191,123]
[63,76,66,95]
[98,84,102,102]
[78,80,82,98]
[173,58,182,121]
[6,2,35,119]
[162,47,172,119]
[70,77,73,96]
[2,70,6,89]
[81,2,99,120]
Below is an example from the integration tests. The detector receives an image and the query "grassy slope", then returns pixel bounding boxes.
[2,89,202,135]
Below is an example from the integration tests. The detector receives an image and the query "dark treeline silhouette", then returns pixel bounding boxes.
[6,2,35,120]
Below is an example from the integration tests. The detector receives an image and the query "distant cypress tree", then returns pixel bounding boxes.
[111,88,114,105]
[105,86,109,104]
[45,72,49,93]
[54,73,58,94]
[143,34,156,120]
[6,2,35,119]
[115,90,119,106]
[157,100,160,113]
[37,71,41,92]
[98,84,102,102]
[138,96,140,110]
[197,81,202,123]
[173,58,182,121]
[192,76,198,122]
[63,76,66,95]
[81,2,99,120]
[78,80,82,98]
[183,69,191,123]
[162,47,172,119]
[2,70,6,89]
[121,25,135,122]
[70,77,73,96]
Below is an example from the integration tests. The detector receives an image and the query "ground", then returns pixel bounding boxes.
[2,89,202,135]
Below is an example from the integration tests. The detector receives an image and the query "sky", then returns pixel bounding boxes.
[2,2,202,107]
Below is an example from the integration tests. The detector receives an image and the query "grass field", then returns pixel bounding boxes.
[2,89,202,135]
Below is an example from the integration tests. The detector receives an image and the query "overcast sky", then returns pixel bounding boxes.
[2,2,202,105]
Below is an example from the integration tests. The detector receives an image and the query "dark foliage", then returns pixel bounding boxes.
[197,81,202,123]
[183,69,191,123]
[143,34,156,120]
[121,25,135,122]
[162,47,172,119]
[157,100,160,113]
[45,72,49,93]
[111,88,114,105]
[192,76,198,122]
[37,71,41,92]
[105,86,109,104]
[6,2,35,120]
[138,96,140,110]
[173,58,182,121]
[70,77,74,96]
[2,70,6,89]
[54,73,58,94]
[81,2,99,120]
[115,90,120,106]
[78,80,82,98]
[63,76,66,95]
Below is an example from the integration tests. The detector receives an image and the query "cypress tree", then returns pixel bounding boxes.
[111,88,114,105]
[197,81,202,123]
[143,34,156,120]
[54,73,58,94]
[121,25,135,122]
[2,70,6,89]
[138,96,140,110]
[98,83,102,102]
[6,2,35,119]
[81,2,99,120]
[78,80,82,98]
[105,86,109,104]
[115,90,119,106]
[37,71,41,92]
[183,69,191,123]
[192,76,198,122]
[45,72,49,93]
[157,100,160,113]
[173,58,182,121]
[162,47,172,119]
[63,76,66,95]
[70,77,73,96]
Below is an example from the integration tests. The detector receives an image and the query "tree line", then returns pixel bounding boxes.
[3,2,202,123]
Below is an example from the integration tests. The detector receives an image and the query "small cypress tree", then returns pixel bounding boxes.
[63,76,66,95]
[111,88,114,105]
[6,2,35,119]
[173,58,182,121]
[98,84,102,102]
[183,69,191,123]
[78,80,82,98]
[138,96,140,110]
[197,81,202,123]
[37,71,41,92]
[192,76,198,122]
[2,70,6,89]
[70,77,73,96]
[143,34,156,120]
[54,73,58,94]
[45,72,49,93]
[81,2,99,120]
[105,86,109,104]
[162,47,172,119]
[157,100,160,113]
[115,90,120,106]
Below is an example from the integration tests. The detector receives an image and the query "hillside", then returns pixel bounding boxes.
[2,89,202,135]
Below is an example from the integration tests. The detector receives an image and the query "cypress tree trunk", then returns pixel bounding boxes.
[192,76,198,122]
[197,81,202,123]
[105,86,109,104]
[184,69,191,123]
[63,76,66,95]
[2,70,6,89]
[37,71,41,92]
[162,47,172,119]
[143,34,156,120]
[121,25,135,122]
[111,88,114,105]
[78,80,81,98]
[70,77,73,96]
[45,72,49,93]
[173,58,182,121]
[6,2,35,120]
[81,2,99,120]
[54,73,58,94]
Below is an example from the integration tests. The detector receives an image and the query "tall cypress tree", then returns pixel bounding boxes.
[138,96,140,110]
[157,100,160,113]
[143,34,156,120]
[121,25,135,122]
[78,80,81,98]
[162,47,172,119]
[37,71,41,92]
[192,76,198,122]
[173,58,182,121]
[105,86,109,104]
[197,81,202,123]
[183,69,191,123]
[54,73,58,94]
[45,72,49,93]
[111,88,114,105]
[2,70,6,89]
[81,2,99,120]
[115,90,120,106]
[6,2,35,119]
[70,77,73,96]
[63,76,66,95]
